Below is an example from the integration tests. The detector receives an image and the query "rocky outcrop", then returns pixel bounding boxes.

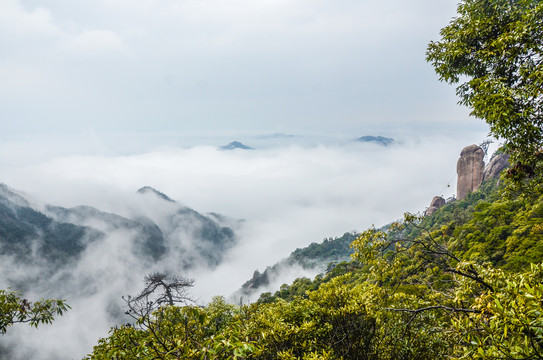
[483,153,510,181]
[425,196,446,216]
[457,145,485,200]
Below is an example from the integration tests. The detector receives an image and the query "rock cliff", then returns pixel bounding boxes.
[425,196,446,216]
[483,153,510,181]
[457,145,485,200]
[424,145,510,217]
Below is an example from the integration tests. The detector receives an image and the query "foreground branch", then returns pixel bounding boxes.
[385,305,481,314]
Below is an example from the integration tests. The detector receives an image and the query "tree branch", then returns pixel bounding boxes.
[446,268,495,292]
[385,305,481,314]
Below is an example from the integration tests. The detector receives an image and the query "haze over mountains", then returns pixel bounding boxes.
[220,141,254,150]
[0,132,489,359]
[217,135,397,151]
[356,135,395,146]
[0,182,240,359]
[0,183,237,269]
[0,0,507,356]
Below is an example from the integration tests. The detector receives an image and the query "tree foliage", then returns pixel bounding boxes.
[88,276,453,359]
[453,263,543,359]
[427,0,543,177]
[0,289,69,334]
[87,297,258,360]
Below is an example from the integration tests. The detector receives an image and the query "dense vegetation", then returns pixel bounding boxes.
[84,175,543,359]
[240,232,357,298]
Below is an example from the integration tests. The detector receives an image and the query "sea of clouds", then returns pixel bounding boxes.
[0,131,490,359]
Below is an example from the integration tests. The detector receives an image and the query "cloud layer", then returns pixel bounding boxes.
[1,0,477,136]
[0,130,493,359]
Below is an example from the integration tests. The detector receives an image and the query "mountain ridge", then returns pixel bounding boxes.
[355,135,395,146]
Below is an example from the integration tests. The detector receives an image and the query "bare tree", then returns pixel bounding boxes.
[119,274,195,358]
[123,272,194,321]
[479,139,493,157]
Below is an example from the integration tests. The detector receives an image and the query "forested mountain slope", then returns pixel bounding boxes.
[0,183,240,358]
[238,232,357,299]
[87,163,543,359]
[0,183,237,275]
[257,176,543,303]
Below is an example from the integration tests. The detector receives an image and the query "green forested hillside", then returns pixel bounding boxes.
[239,232,357,298]
[86,169,543,360]
[393,178,543,271]
[0,184,100,266]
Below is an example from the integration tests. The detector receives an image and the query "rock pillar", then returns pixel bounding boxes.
[457,145,485,200]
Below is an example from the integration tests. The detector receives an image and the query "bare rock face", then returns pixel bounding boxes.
[483,153,510,181]
[425,196,446,216]
[457,145,485,200]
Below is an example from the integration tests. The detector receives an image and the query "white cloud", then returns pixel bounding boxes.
[2,134,483,272]
[102,0,160,11]
[0,0,60,37]
[0,63,44,90]
[59,29,127,57]
[0,1,127,59]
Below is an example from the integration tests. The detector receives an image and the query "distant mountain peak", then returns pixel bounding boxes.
[257,133,296,139]
[137,186,175,202]
[220,141,254,150]
[0,183,30,208]
[355,135,395,146]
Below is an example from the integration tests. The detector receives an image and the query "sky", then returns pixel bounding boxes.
[0,0,486,146]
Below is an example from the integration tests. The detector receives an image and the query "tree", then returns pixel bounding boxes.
[453,263,543,359]
[350,213,494,315]
[87,296,259,359]
[426,0,543,176]
[0,289,69,334]
[123,272,194,321]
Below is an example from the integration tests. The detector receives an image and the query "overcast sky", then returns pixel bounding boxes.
[1,0,488,145]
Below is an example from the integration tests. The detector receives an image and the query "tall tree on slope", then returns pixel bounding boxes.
[427,0,543,181]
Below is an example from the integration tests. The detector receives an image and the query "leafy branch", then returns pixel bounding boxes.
[0,289,69,334]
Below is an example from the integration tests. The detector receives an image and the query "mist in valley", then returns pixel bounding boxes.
[0,133,488,359]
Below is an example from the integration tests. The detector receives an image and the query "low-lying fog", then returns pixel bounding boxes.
[0,131,488,359]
